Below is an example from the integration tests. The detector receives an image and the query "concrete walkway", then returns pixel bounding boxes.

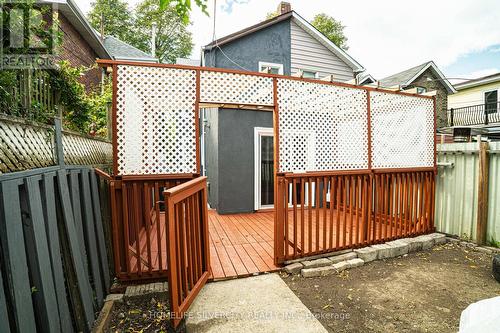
[186,273,327,333]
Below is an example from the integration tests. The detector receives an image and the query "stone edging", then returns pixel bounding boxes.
[283,233,500,278]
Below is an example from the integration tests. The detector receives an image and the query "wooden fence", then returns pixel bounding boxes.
[0,165,111,332]
[275,170,436,262]
[0,114,112,174]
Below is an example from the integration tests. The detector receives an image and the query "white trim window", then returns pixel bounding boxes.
[302,70,318,79]
[259,61,284,75]
[254,127,274,210]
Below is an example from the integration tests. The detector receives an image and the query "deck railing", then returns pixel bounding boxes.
[164,176,210,327]
[275,170,436,263]
[447,102,500,126]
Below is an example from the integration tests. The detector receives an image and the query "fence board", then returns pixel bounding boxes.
[24,176,61,332]
[42,172,74,333]
[0,256,12,333]
[80,169,104,307]
[90,171,111,292]
[57,169,95,330]
[0,180,37,332]
[69,171,89,275]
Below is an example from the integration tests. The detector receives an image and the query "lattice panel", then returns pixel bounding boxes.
[277,79,369,173]
[200,70,274,106]
[63,133,112,166]
[116,65,197,175]
[370,91,434,168]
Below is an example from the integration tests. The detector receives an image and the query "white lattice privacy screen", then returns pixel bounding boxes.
[116,65,197,175]
[200,70,274,106]
[370,91,434,169]
[277,79,369,173]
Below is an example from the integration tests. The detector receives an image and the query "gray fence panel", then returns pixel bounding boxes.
[42,172,74,333]
[0,180,37,332]
[80,169,104,308]
[57,169,95,331]
[69,171,88,275]
[90,171,111,293]
[24,176,61,332]
[0,256,12,333]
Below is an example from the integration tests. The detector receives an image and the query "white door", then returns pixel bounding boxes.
[254,128,274,210]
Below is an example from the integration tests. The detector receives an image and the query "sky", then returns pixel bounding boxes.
[78,0,500,81]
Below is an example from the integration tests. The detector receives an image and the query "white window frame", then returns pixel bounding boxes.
[258,61,284,75]
[254,127,275,210]
[302,70,319,79]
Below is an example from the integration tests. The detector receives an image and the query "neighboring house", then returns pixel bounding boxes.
[373,61,456,128]
[200,2,367,214]
[52,0,112,90]
[446,72,500,138]
[103,36,158,63]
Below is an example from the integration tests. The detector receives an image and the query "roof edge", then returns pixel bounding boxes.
[455,72,500,90]
[405,61,456,94]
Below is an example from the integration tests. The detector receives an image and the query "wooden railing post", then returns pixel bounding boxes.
[450,108,454,127]
[54,117,65,167]
[274,174,285,265]
[476,141,489,245]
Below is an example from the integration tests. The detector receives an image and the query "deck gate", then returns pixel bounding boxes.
[100,59,436,327]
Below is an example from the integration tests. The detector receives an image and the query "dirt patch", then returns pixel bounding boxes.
[282,243,500,333]
[106,293,178,332]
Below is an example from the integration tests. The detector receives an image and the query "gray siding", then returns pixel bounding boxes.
[204,108,219,209]
[206,109,273,214]
[204,19,291,75]
[290,20,354,82]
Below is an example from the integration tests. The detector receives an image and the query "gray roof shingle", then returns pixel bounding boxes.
[103,36,157,62]
[378,62,430,88]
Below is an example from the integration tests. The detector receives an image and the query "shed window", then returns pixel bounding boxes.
[485,90,498,114]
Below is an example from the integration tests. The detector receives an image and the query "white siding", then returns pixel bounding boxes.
[290,20,355,82]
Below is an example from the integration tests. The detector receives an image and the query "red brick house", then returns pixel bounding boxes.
[53,0,111,91]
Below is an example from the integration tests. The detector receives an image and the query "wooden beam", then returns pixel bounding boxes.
[476,141,489,245]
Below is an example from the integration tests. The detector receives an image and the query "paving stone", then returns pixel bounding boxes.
[284,262,303,274]
[405,237,423,252]
[428,233,447,245]
[301,266,335,278]
[332,261,350,272]
[370,244,392,259]
[346,258,364,268]
[105,294,124,302]
[460,241,477,248]
[415,235,434,250]
[328,252,358,264]
[302,258,332,269]
[484,246,500,253]
[475,247,493,255]
[386,240,409,257]
[354,247,378,262]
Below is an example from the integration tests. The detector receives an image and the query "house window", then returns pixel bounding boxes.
[485,90,498,114]
[302,70,317,79]
[258,61,283,75]
[416,86,427,94]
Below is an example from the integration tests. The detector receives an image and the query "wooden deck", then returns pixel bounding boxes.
[130,208,417,280]
[208,210,279,279]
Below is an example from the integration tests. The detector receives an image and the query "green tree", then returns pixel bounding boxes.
[134,0,193,63]
[88,0,134,43]
[265,11,278,20]
[311,13,348,50]
[159,0,208,24]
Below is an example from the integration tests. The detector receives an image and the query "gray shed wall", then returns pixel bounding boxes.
[205,108,273,214]
[204,19,291,75]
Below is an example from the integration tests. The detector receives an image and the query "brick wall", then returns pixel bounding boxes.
[407,68,449,128]
[56,13,101,92]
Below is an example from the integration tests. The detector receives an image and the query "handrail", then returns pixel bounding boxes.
[164,176,207,203]
[448,101,500,126]
[94,168,112,180]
